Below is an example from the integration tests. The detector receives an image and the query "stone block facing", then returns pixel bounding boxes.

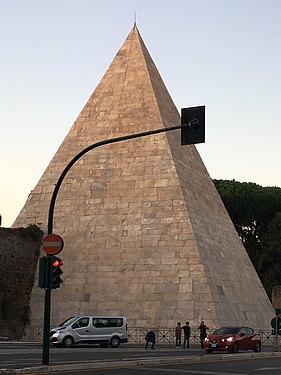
[13,26,273,331]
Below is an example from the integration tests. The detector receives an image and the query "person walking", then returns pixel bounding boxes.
[145,330,156,350]
[198,320,209,349]
[175,322,182,348]
[182,321,191,349]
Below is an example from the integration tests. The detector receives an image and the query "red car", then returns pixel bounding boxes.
[204,326,261,353]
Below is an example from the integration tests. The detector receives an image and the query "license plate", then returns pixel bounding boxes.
[211,343,217,348]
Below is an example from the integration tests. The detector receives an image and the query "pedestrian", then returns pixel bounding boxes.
[145,330,156,350]
[175,322,182,348]
[182,321,191,349]
[198,320,209,349]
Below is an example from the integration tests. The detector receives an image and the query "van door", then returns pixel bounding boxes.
[91,317,124,343]
[71,317,91,343]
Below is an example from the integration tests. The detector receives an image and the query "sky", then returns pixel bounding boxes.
[1,0,281,228]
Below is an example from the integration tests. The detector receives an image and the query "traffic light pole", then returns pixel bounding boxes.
[47,122,192,235]
[42,255,52,364]
[42,112,205,365]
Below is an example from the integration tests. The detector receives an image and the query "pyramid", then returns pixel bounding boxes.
[13,26,273,329]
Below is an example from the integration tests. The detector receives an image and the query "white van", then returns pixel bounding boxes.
[50,316,128,348]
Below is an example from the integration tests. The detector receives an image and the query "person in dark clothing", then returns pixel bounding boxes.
[145,330,156,349]
[198,321,209,349]
[182,321,191,349]
[175,322,182,348]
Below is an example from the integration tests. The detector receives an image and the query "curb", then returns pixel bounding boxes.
[0,342,40,346]
[1,351,281,374]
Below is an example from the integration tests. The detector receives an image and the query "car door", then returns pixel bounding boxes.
[71,317,91,343]
[245,327,256,349]
[237,327,247,349]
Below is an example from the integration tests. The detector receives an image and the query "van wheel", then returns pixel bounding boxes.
[62,336,74,348]
[110,336,120,348]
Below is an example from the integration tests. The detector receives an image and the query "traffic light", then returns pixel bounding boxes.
[181,105,205,145]
[51,256,63,289]
[38,256,48,288]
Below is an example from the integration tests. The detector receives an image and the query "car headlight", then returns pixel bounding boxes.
[226,337,234,342]
[205,338,209,342]
[58,327,66,333]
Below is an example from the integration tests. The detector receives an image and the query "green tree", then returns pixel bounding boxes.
[258,212,281,296]
[213,179,281,298]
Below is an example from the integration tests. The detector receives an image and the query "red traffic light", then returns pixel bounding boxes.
[52,258,63,267]
[51,256,63,289]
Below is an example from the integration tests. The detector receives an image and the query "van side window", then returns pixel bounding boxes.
[72,317,89,329]
[111,318,123,327]
[92,318,123,328]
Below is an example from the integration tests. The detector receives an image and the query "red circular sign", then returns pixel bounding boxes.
[41,234,64,255]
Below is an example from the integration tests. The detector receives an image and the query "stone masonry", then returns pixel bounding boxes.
[13,26,273,330]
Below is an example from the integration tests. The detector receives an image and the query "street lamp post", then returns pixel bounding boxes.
[42,106,205,364]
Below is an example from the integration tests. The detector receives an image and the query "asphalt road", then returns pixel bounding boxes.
[47,357,281,375]
[0,342,281,374]
[0,343,205,369]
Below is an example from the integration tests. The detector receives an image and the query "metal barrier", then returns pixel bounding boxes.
[257,329,276,345]
[22,325,44,341]
[21,326,280,346]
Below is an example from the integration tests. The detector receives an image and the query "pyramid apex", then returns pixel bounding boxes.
[128,23,140,36]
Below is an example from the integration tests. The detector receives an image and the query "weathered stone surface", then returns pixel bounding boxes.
[0,227,42,338]
[13,26,273,330]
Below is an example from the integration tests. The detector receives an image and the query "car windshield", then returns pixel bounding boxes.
[213,327,239,335]
[58,317,78,326]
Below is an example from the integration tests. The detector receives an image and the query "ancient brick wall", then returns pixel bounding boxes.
[0,226,42,339]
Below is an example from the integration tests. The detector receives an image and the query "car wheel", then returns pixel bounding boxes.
[232,342,239,353]
[110,336,121,348]
[254,342,261,352]
[62,336,74,348]
[205,349,213,354]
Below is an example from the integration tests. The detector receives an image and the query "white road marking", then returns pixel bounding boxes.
[255,367,281,371]
[143,367,248,375]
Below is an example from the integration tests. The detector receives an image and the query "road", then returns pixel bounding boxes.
[0,342,281,374]
[0,343,204,368]
[47,357,281,375]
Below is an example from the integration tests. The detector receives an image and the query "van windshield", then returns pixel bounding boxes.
[58,317,78,326]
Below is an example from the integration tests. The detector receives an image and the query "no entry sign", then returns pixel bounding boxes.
[41,234,64,255]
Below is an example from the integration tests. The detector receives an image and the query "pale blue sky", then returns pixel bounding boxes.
[1,0,281,227]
